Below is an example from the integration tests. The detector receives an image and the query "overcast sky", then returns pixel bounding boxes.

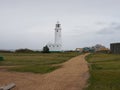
[0,0,120,50]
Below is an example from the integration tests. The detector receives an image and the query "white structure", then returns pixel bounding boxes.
[46,21,62,52]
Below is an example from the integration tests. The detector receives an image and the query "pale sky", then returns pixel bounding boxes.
[0,0,120,50]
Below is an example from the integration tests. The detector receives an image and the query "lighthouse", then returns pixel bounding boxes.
[46,21,62,52]
[55,21,62,45]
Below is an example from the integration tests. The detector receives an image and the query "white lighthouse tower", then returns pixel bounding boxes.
[55,21,62,45]
[46,21,62,52]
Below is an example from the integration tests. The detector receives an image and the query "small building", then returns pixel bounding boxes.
[75,48,83,53]
[110,43,120,54]
[47,42,62,52]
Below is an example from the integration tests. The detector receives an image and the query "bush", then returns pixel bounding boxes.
[42,46,50,53]
[0,50,12,53]
[96,50,110,54]
[15,48,34,53]
[0,56,4,61]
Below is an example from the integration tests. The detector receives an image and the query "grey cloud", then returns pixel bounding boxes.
[110,22,119,26]
[96,22,120,26]
[96,22,107,25]
[97,24,120,34]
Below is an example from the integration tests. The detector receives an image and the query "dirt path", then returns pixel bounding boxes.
[0,53,89,90]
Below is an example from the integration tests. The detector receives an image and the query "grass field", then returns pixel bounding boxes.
[0,52,79,74]
[86,53,120,90]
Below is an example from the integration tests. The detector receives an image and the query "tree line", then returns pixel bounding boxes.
[0,46,50,53]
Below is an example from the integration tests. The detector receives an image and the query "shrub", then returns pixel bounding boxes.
[0,56,4,61]
[15,48,34,53]
[42,46,50,53]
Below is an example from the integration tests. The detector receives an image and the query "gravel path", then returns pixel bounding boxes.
[0,53,89,90]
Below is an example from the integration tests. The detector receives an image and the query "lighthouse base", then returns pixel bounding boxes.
[46,43,62,52]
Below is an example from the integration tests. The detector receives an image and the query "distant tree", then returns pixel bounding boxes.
[0,50,12,53]
[15,48,34,53]
[42,46,49,53]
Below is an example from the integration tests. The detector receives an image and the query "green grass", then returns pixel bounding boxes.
[11,65,61,74]
[86,53,120,90]
[0,52,79,74]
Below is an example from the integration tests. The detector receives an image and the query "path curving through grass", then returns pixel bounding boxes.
[0,53,89,90]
